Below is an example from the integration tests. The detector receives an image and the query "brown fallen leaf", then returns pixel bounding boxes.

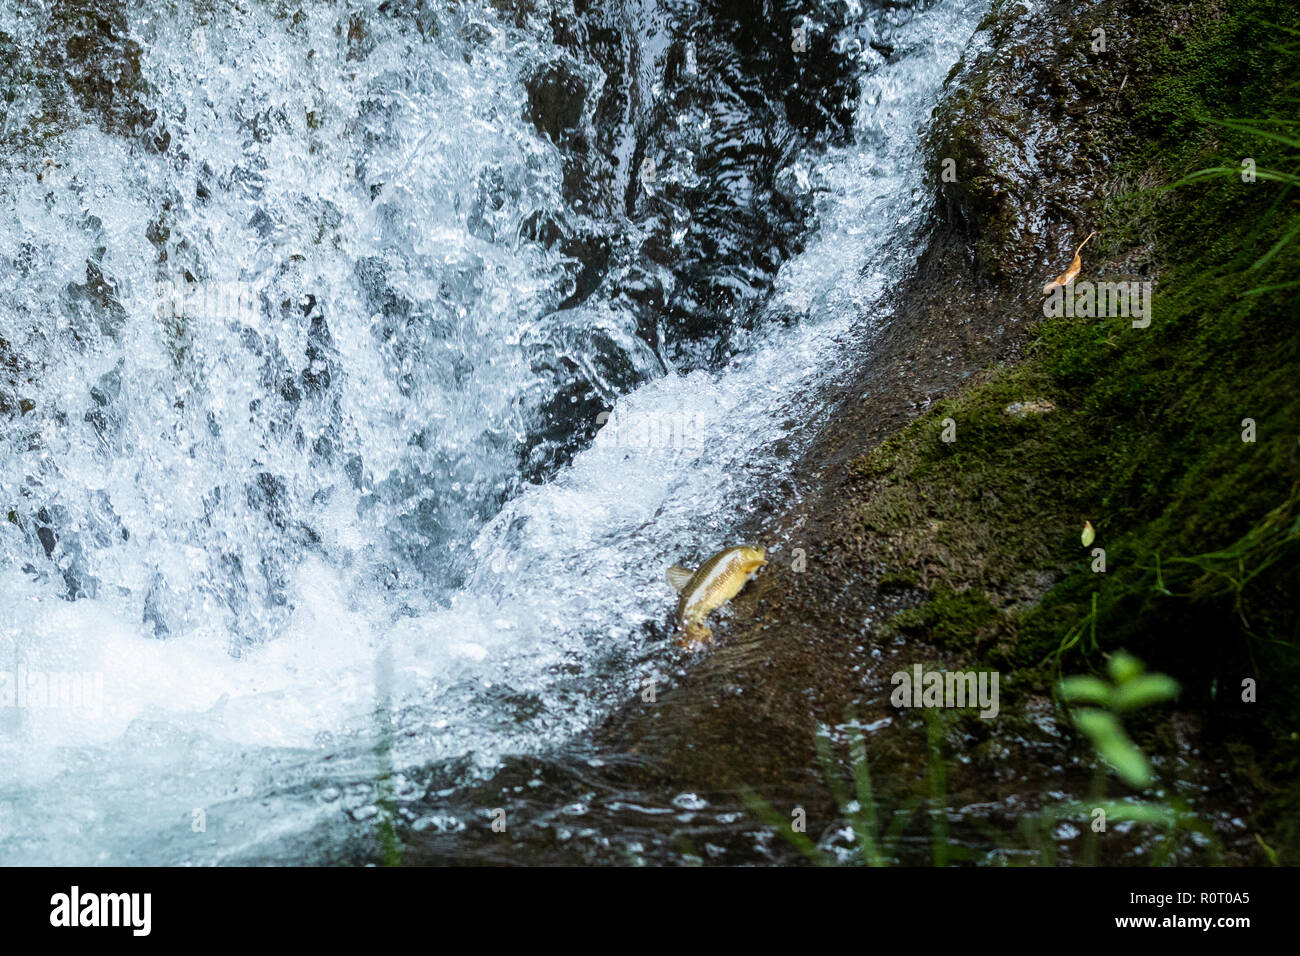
[1042,230,1097,294]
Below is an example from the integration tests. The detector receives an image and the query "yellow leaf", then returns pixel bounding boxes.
[1081,521,1095,547]
[1042,230,1097,294]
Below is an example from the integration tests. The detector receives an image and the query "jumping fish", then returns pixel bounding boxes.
[666,545,767,647]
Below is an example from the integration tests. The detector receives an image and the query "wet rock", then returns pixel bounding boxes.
[50,1,167,150]
[61,261,127,343]
[927,0,1119,281]
[247,472,291,532]
[525,59,589,149]
[0,335,39,420]
[142,571,173,639]
[84,358,125,439]
[300,296,334,395]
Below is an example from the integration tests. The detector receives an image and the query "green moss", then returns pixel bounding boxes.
[890,581,1001,651]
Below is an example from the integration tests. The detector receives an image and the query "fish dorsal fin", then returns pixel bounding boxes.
[666,565,695,592]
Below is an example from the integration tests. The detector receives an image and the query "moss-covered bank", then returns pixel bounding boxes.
[869,0,1300,861]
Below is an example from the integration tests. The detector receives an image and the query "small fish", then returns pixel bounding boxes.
[666,545,767,648]
[1042,230,1097,295]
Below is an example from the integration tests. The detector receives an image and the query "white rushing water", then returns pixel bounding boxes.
[0,0,984,863]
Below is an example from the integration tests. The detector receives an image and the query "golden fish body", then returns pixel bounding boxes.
[666,545,766,647]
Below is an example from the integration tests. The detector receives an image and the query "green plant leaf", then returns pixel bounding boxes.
[1255,833,1280,866]
[1107,651,1143,685]
[1072,708,1153,788]
[1058,675,1112,706]
[1110,674,1180,712]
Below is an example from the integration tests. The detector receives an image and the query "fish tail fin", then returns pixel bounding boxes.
[666,565,694,592]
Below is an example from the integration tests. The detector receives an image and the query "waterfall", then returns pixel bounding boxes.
[0,0,984,863]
